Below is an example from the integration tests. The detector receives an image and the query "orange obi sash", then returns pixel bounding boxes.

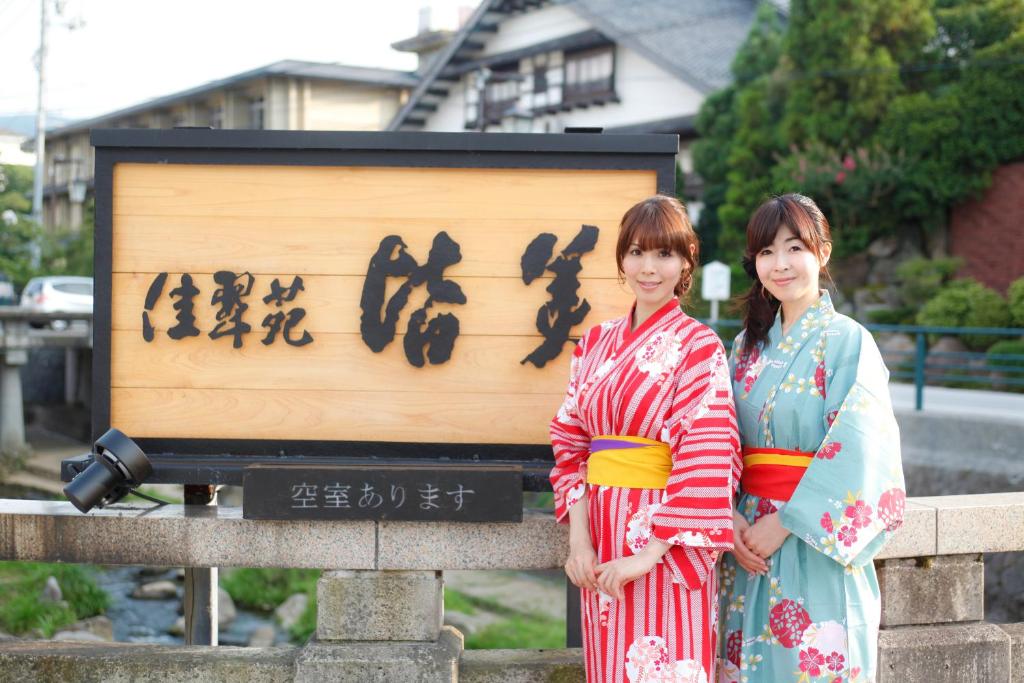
[741,446,813,501]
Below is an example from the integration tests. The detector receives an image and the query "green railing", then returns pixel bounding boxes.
[702,319,1024,411]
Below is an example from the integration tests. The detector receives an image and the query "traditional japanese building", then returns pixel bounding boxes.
[389,0,789,217]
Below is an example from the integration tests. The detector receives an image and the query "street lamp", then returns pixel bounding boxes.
[69,178,87,204]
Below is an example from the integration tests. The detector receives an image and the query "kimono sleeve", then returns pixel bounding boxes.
[549,331,593,523]
[779,323,906,567]
[650,330,742,550]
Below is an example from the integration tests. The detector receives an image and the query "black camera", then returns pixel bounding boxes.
[63,428,153,513]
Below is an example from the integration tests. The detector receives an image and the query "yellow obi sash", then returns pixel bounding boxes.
[585,435,672,490]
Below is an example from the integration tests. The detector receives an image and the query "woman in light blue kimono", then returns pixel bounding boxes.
[718,194,905,683]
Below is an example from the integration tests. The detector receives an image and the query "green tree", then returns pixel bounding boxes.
[693,0,1024,263]
[0,164,94,291]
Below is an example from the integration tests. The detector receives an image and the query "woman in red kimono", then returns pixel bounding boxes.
[551,195,742,683]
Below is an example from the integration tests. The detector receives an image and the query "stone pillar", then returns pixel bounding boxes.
[293,570,462,683]
[877,555,1012,682]
[0,321,29,455]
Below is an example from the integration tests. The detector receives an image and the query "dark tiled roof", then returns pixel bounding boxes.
[46,60,418,138]
[389,0,787,130]
[570,0,762,93]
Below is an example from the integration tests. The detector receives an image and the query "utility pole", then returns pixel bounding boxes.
[31,0,48,232]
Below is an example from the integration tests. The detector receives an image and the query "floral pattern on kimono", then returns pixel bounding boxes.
[550,298,743,683]
[719,292,905,683]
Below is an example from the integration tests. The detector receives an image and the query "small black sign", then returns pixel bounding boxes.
[242,464,523,522]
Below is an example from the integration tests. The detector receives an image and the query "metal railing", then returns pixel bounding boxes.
[704,319,1024,410]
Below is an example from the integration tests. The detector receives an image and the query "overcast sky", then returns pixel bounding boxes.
[0,0,479,122]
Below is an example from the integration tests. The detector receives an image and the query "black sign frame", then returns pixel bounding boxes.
[83,128,678,487]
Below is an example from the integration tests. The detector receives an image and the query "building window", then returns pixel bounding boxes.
[563,45,615,107]
[249,96,265,129]
[482,64,520,125]
[211,107,224,129]
[533,55,548,94]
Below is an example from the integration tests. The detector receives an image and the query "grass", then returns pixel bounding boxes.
[445,587,566,650]
[466,614,565,649]
[220,570,567,649]
[220,567,320,643]
[0,561,109,637]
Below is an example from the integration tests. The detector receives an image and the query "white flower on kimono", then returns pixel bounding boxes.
[594,357,617,380]
[666,530,713,547]
[625,635,708,683]
[564,482,586,511]
[717,659,740,683]
[598,589,613,628]
[626,503,660,554]
[877,488,906,532]
[635,332,684,378]
[801,620,849,675]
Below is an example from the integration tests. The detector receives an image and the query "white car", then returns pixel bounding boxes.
[20,276,94,329]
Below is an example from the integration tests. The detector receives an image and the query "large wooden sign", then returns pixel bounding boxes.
[90,129,677,485]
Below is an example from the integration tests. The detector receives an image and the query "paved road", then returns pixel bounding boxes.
[890,382,1024,422]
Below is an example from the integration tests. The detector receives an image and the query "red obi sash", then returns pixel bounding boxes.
[740,446,813,501]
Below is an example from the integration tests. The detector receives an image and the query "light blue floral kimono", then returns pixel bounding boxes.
[719,292,905,683]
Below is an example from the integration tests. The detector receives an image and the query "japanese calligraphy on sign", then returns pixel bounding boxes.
[242,465,522,522]
[106,158,659,449]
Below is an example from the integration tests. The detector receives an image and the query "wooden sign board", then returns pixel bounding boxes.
[90,129,677,485]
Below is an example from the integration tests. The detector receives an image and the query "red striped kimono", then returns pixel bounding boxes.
[551,298,742,683]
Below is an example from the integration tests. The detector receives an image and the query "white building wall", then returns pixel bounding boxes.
[544,46,705,130]
[424,79,469,131]
[481,5,593,56]
[422,43,706,134]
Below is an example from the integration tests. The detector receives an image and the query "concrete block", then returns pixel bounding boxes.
[294,626,462,683]
[913,493,1024,555]
[0,499,375,569]
[877,500,937,560]
[1000,623,1024,683]
[460,648,585,683]
[317,570,443,642]
[878,554,984,627]
[378,509,568,570]
[0,640,296,682]
[878,622,1011,683]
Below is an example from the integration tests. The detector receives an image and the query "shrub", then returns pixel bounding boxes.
[0,561,109,636]
[917,279,1011,349]
[1008,277,1024,328]
[986,339,1024,392]
[867,307,917,325]
[916,279,1008,347]
[895,257,963,308]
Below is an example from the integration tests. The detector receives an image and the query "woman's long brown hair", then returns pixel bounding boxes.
[739,194,832,356]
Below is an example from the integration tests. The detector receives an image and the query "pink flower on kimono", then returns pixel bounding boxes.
[718,660,740,683]
[624,636,708,683]
[799,647,825,676]
[845,500,873,529]
[837,525,858,547]
[877,488,906,532]
[826,651,846,672]
[768,599,811,648]
[826,409,839,427]
[820,513,834,533]
[817,441,842,460]
[726,630,743,667]
[814,360,827,396]
[754,498,778,522]
[733,347,758,381]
